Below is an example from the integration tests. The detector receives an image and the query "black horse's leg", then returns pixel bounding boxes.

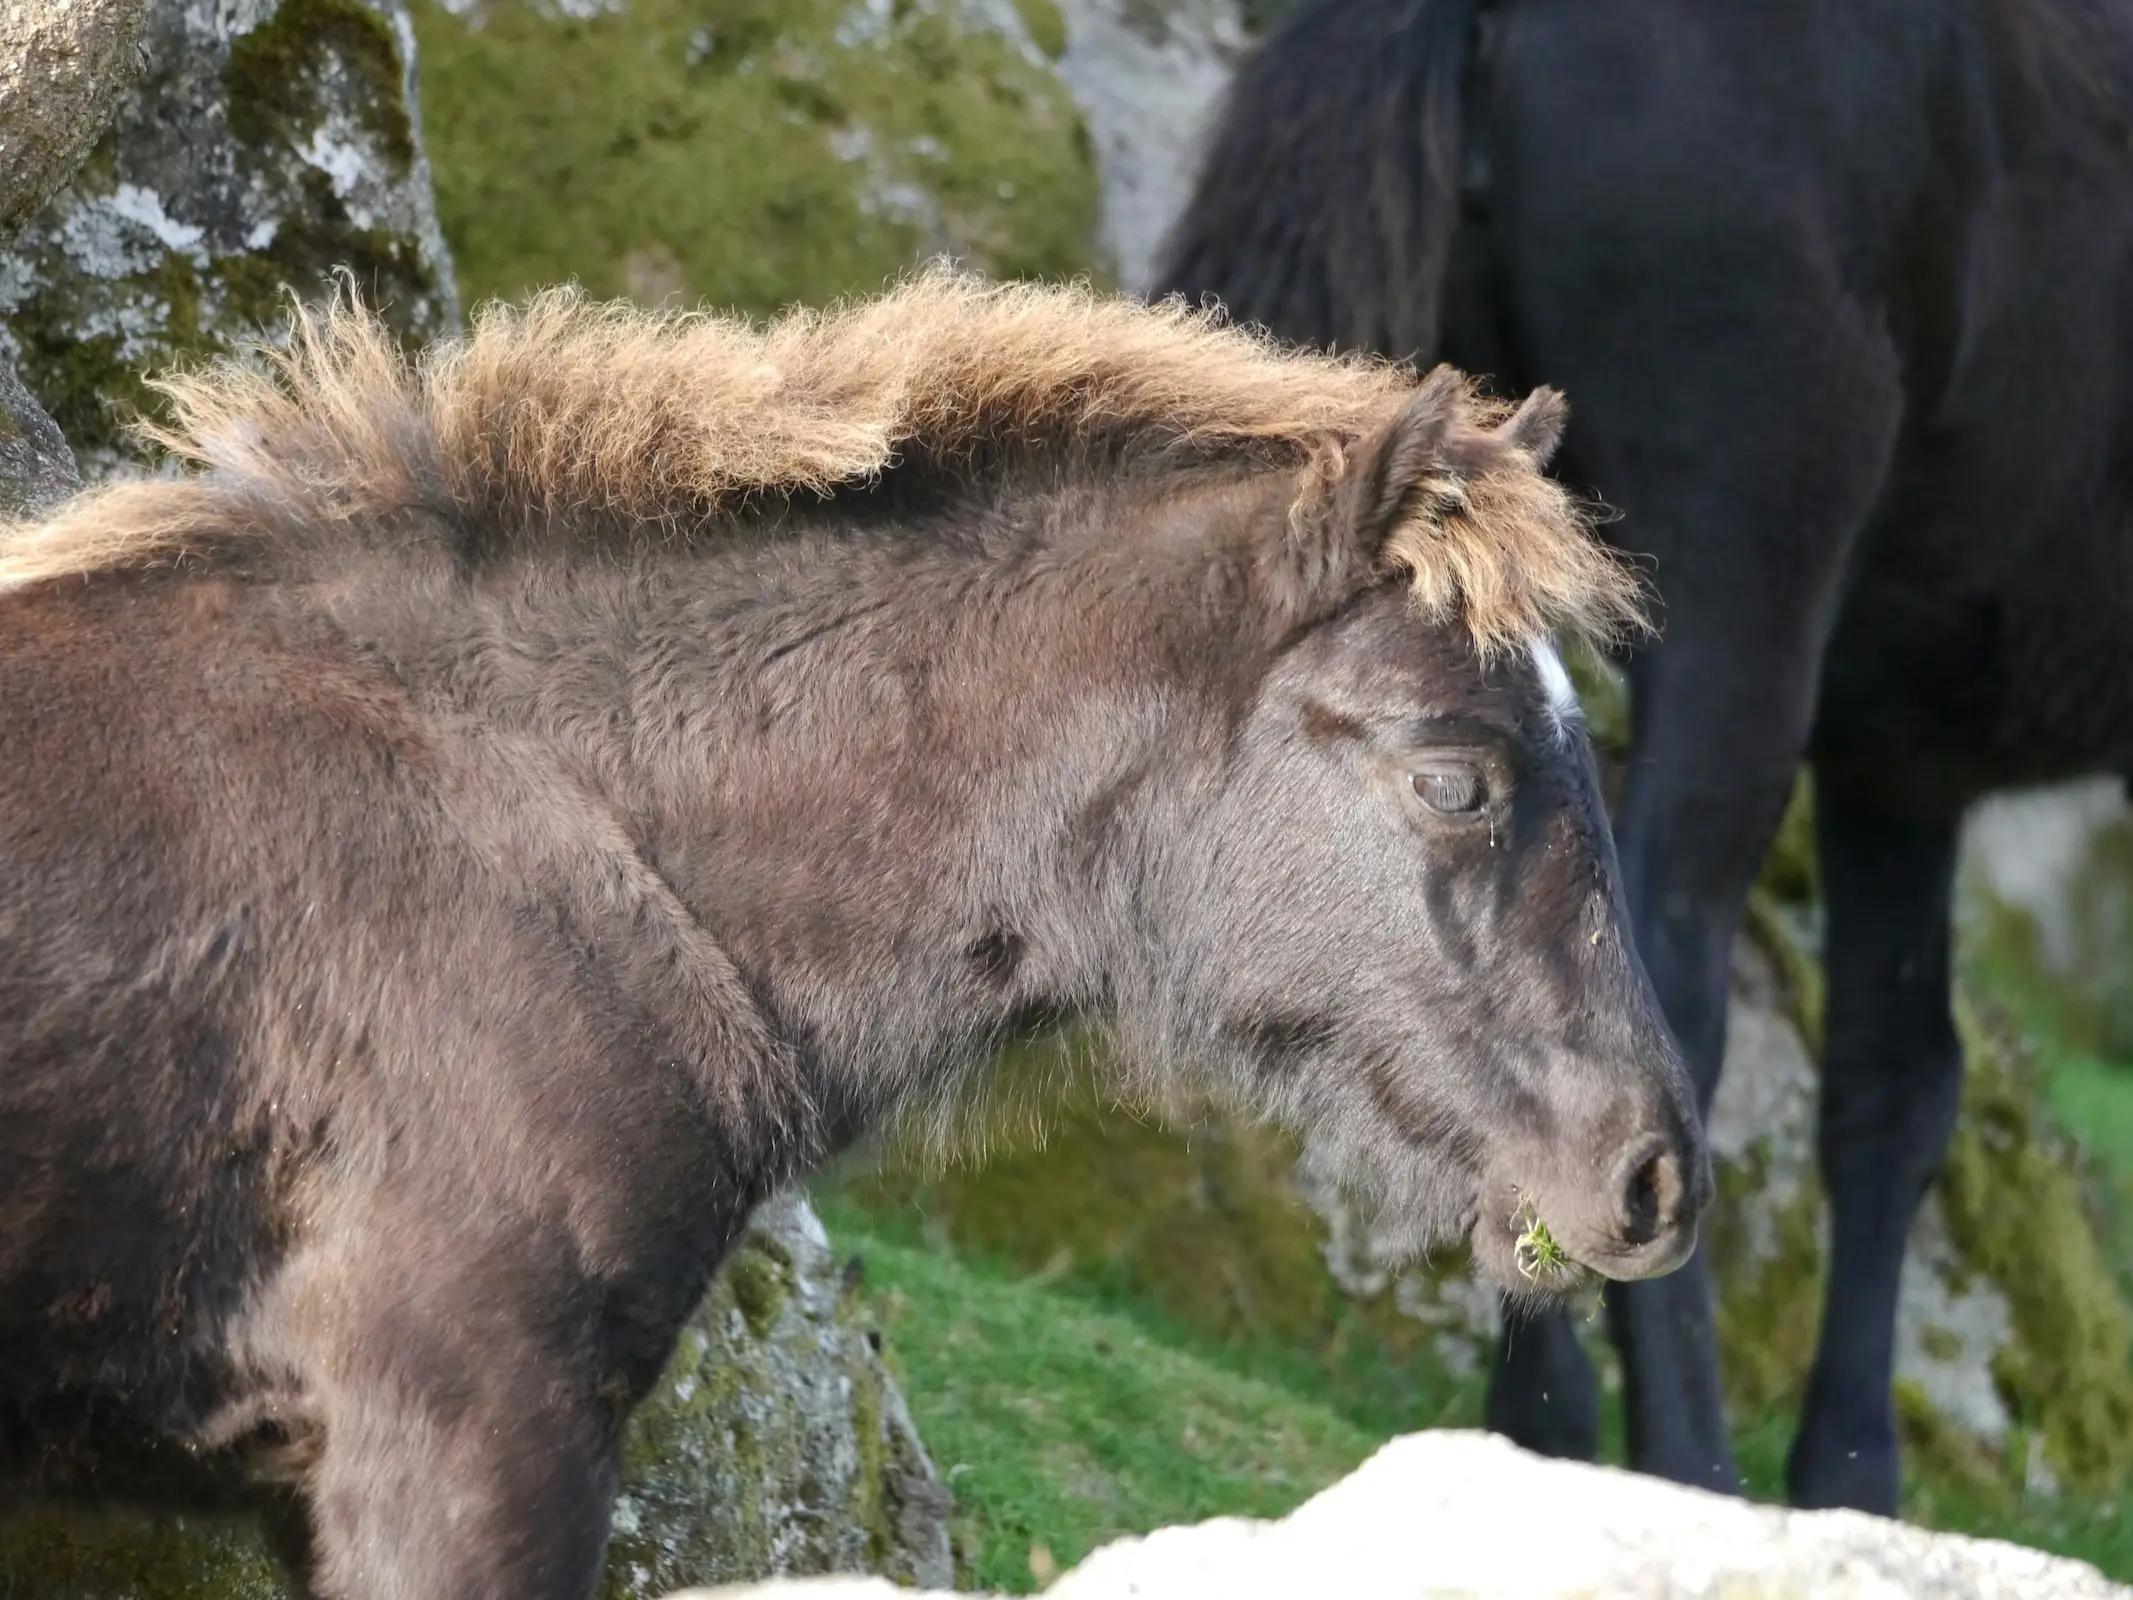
[1465,21,1912,1471]
[1487,604,1837,1486]
[1785,793,1962,1515]
[1592,630,1830,1495]
[1477,373,1901,1488]
[1486,1298,1601,1459]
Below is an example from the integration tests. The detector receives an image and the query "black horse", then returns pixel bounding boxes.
[1158,0,2133,1514]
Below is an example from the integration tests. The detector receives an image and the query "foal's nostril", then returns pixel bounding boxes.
[1615,1137,1684,1248]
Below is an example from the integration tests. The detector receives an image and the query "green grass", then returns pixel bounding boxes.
[2043,1050,2133,1287]
[2045,1051,2133,1198]
[2047,1052,2133,1153]
[822,1213,1381,1592]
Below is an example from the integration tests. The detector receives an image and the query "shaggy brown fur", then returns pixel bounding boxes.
[0,267,1641,656]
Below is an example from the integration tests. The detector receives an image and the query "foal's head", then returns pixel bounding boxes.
[1118,374,1708,1290]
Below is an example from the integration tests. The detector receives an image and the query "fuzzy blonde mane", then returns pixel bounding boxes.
[0,267,1643,653]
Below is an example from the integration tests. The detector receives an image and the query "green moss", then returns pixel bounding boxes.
[1705,1145,1824,1418]
[1745,888,1826,1053]
[844,1349,894,1571]
[724,1235,794,1340]
[224,1,447,338]
[233,186,444,324]
[7,261,196,459]
[409,0,1104,315]
[603,1206,934,1597]
[1012,0,1069,60]
[228,0,416,173]
[1940,1000,2133,1492]
[1758,770,1820,909]
[0,1508,293,1600]
[2066,820,2133,1057]
[1893,1377,2006,1502]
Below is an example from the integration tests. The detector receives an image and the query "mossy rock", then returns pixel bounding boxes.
[408,0,1105,315]
[0,1515,297,1600]
[1,1195,954,1598]
[1939,1003,2133,1492]
[0,0,459,476]
[0,355,83,521]
[604,1193,954,1595]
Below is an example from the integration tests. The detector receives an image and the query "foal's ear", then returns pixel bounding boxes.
[1341,368,1468,547]
[1266,370,1570,631]
[1264,369,1468,627]
[1500,386,1567,467]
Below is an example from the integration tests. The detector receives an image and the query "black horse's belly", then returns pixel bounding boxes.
[1814,514,2133,813]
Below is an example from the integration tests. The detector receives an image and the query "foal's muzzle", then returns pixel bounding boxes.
[1482,1087,1712,1287]
[1583,1128,1710,1280]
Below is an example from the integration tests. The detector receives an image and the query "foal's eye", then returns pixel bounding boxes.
[1412,764,1487,816]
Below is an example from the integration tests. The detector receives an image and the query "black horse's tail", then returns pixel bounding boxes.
[1152,0,1484,364]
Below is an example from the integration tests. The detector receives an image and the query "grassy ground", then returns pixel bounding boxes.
[2043,1050,2133,1262]
[816,1212,1381,1591]
[816,1134,2133,1593]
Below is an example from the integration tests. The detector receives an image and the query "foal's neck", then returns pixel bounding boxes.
[383,472,1281,1135]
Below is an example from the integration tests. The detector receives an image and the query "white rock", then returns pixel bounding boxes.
[669,1430,2131,1600]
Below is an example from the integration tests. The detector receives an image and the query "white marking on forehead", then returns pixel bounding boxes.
[1527,635,1581,735]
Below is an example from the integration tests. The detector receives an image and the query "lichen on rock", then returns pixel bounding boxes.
[407,0,1105,314]
[0,0,459,476]
[0,0,152,238]
[0,356,84,521]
